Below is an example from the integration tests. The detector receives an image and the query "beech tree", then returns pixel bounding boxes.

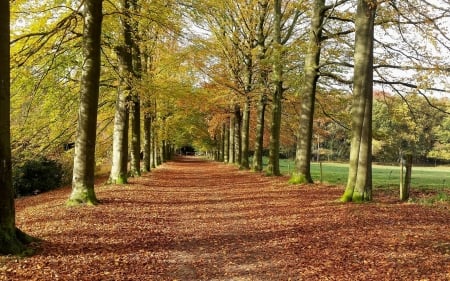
[109,0,134,184]
[266,0,302,176]
[0,0,35,254]
[252,0,271,172]
[341,0,376,202]
[67,0,103,205]
[291,0,326,184]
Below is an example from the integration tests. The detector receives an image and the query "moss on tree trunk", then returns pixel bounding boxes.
[0,227,37,256]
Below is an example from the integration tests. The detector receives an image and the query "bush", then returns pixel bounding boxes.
[13,157,64,197]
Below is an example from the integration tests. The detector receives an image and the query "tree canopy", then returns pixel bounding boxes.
[7,0,450,191]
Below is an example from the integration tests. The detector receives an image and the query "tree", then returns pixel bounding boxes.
[252,0,271,172]
[67,0,103,205]
[129,0,143,177]
[291,0,326,184]
[266,0,302,176]
[0,0,35,254]
[341,0,376,202]
[109,0,135,184]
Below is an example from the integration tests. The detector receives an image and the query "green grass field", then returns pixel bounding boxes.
[276,159,450,190]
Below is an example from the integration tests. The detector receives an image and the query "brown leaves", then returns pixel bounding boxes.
[2,157,450,280]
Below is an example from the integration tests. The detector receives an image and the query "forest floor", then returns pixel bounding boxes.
[1,157,450,281]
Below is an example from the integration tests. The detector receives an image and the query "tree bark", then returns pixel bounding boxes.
[224,121,230,163]
[229,114,235,163]
[234,104,242,165]
[400,153,413,201]
[129,1,142,177]
[108,47,131,184]
[341,0,376,202]
[67,0,103,205]
[0,1,35,254]
[129,95,141,177]
[267,0,284,176]
[252,0,269,173]
[291,0,325,184]
[143,112,152,172]
[109,0,136,184]
[253,93,267,172]
[240,97,251,169]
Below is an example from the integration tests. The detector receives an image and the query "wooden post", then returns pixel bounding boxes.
[400,153,413,201]
[319,161,323,183]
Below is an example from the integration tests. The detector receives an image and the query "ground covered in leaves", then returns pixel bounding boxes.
[1,157,450,280]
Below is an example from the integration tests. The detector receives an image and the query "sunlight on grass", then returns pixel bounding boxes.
[274,158,450,190]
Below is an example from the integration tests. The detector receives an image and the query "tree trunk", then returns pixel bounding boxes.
[0,1,35,254]
[229,114,235,163]
[108,47,130,185]
[151,119,157,168]
[341,0,376,202]
[240,97,251,169]
[109,0,136,184]
[234,104,242,165]
[267,0,284,176]
[67,0,103,206]
[291,0,325,184]
[252,0,269,173]
[267,83,282,176]
[253,93,267,172]
[129,4,142,176]
[143,112,151,172]
[129,95,141,177]
[223,122,229,163]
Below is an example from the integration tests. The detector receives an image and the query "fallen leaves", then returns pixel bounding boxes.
[1,157,450,280]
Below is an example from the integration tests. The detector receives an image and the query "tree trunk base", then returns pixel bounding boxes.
[0,227,38,256]
[340,188,368,203]
[66,188,99,206]
[289,172,313,185]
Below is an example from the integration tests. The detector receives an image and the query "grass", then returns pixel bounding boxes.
[276,158,450,190]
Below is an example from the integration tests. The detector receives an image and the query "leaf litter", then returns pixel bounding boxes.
[1,157,449,280]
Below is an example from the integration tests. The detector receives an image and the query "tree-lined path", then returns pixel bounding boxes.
[1,157,450,280]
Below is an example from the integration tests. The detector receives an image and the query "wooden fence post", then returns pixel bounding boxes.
[400,153,413,201]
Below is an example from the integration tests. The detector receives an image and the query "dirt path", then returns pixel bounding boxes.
[2,157,450,280]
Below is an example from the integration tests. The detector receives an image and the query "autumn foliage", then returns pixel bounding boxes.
[1,157,449,280]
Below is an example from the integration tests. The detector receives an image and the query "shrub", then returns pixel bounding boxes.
[13,157,64,197]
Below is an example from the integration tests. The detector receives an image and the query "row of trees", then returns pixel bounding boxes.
[1,0,449,254]
[188,0,449,201]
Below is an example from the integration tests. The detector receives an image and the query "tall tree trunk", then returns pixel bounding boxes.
[151,119,157,168]
[109,0,135,184]
[267,0,284,176]
[267,84,282,176]
[223,122,229,163]
[252,1,269,172]
[108,47,130,184]
[341,0,376,202]
[240,97,251,169]
[0,1,34,254]
[219,125,225,162]
[253,93,267,172]
[67,0,103,205]
[129,95,141,177]
[234,104,242,165]
[129,0,142,177]
[229,114,235,163]
[291,0,325,184]
[143,112,151,172]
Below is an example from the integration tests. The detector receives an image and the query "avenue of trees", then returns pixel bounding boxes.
[1,0,449,253]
